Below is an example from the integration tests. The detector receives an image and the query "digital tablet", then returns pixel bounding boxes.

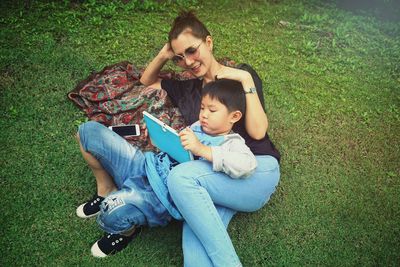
[143,111,193,163]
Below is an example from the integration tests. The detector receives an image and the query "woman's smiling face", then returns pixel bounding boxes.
[170,31,213,78]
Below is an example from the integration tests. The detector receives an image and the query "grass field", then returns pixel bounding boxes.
[1,0,399,266]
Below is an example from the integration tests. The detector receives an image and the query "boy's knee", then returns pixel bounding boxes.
[78,121,105,150]
[97,195,133,234]
[97,192,146,234]
[78,121,103,138]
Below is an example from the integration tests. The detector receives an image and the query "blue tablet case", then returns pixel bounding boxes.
[143,111,193,163]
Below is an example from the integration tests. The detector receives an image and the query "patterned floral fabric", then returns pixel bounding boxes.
[67,59,236,151]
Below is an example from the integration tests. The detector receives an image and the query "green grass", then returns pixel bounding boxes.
[1,0,399,266]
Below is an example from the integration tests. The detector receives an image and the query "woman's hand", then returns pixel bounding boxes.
[179,127,212,160]
[158,43,175,61]
[214,66,253,86]
[215,66,269,140]
[140,43,174,87]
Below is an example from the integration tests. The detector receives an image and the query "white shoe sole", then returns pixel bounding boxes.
[91,241,108,258]
[76,203,100,218]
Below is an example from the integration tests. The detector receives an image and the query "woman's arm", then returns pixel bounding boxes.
[216,66,268,140]
[140,43,174,88]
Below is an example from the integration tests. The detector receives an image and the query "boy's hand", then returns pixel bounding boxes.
[179,127,202,155]
[141,123,155,146]
[141,123,148,138]
[179,127,212,160]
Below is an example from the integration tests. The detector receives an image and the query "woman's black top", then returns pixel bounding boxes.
[161,63,280,162]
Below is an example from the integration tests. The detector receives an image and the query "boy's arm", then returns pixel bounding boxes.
[179,127,213,160]
[179,128,257,178]
[211,134,257,179]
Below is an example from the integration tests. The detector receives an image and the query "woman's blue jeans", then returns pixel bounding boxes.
[167,156,280,267]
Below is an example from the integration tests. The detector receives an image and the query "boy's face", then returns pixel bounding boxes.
[199,94,241,136]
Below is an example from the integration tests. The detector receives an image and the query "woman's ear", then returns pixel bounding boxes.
[205,35,213,51]
[229,110,242,124]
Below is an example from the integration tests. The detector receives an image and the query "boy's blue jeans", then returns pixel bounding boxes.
[78,121,280,267]
[78,121,171,233]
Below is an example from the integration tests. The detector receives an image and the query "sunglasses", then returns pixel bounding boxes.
[171,42,203,64]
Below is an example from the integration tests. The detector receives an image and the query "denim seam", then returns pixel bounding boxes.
[193,166,279,181]
[192,180,239,265]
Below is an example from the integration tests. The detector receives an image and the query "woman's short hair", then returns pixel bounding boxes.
[168,11,210,43]
[201,79,246,115]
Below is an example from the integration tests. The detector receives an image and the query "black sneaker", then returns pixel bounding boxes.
[76,194,105,218]
[91,227,142,257]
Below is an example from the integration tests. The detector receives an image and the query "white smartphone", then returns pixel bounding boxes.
[108,124,140,137]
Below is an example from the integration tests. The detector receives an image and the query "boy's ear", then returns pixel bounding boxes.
[229,110,242,124]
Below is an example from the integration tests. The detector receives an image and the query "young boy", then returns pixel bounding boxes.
[179,78,257,179]
[77,79,257,257]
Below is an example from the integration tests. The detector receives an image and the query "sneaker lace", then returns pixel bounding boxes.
[90,197,101,206]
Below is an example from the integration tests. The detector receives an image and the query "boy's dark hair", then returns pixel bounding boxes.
[168,10,211,43]
[201,79,246,115]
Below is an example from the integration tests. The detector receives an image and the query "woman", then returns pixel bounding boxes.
[140,11,280,266]
[76,10,280,266]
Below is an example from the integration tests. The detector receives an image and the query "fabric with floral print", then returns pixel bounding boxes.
[67,59,235,151]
